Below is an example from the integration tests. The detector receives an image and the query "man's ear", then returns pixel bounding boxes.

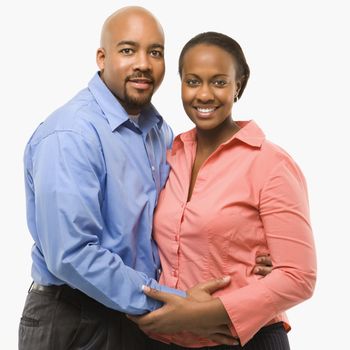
[96,48,106,71]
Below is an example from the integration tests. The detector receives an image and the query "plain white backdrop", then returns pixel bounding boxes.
[1,0,349,348]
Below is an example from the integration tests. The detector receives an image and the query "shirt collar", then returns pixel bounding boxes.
[88,72,163,132]
[171,120,265,154]
[234,120,265,147]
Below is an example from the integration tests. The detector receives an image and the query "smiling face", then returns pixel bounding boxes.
[181,44,240,131]
[97,8,165,114]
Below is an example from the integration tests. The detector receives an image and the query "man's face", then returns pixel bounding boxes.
[97,13,165,114]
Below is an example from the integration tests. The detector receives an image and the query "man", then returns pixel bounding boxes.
[19,6,272,349]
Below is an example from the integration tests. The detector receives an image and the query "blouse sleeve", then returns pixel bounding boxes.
[218,158,317,345]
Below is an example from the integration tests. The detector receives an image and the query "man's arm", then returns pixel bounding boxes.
[30,130,184,314]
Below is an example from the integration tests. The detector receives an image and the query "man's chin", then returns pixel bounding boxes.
[125,94,153,109]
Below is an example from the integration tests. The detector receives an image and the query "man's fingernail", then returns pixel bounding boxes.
[222,276,231,282]
[142,285,151,292]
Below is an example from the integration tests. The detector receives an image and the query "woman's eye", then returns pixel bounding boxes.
[186,79,200,87]
[213,80,227,87]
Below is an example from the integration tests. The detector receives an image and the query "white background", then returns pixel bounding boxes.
[1,0,349,348]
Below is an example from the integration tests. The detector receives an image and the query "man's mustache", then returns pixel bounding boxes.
[126,72,154,84]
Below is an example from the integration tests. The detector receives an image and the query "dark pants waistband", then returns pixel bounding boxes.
[21,282,150,349]
[29,282,63,295]
[29,282,120,315]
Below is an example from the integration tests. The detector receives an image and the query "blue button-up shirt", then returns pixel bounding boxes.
[24,73,185,314]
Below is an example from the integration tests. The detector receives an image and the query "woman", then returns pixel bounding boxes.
[130,32,316,349]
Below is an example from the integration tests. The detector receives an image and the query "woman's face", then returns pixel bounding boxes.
[181,44,239,131]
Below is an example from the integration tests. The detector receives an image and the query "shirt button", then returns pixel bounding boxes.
[175,235,179,242]
[151,165,155,171]
[172,270,178,277]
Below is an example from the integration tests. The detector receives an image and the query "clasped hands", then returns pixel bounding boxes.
[128,276,238,345]
[128,255,272,346]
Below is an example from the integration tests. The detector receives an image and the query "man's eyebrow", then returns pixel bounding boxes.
[116,42,164,50]
[116,40,138,47]
[149,44,164,50]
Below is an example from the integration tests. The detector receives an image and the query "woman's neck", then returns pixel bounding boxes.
[196,117,240,155]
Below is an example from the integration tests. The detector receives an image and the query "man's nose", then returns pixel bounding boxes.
[132,51,152,72]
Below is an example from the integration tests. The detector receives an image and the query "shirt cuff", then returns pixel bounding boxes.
[158,283,187,298]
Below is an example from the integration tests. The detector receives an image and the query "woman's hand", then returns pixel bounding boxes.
[186,275,231,302]
[127,277,239,345]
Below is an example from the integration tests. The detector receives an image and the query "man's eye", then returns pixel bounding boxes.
[120,48,134,55]
[150,50,163,58]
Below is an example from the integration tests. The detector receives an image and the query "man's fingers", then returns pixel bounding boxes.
[127,310,159,329]
[254,265,273,276]
[197,276,231,294]
[254,254,273,276]
[126,314,140,323]
[255,255,272,266]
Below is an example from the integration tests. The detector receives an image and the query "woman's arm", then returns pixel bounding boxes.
[128,277,240,346]
[218,158,317,345]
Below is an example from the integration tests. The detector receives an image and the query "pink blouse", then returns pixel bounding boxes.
[153,120,316,347]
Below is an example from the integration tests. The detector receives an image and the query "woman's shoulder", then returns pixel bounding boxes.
[260,138,300,168]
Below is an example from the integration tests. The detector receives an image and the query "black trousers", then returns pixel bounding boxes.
[19,283,290,350]
[18,283,151,350]
[148,322,290,350]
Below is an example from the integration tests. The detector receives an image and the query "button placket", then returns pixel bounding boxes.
[143,134,160,194]
[172,191,188,287]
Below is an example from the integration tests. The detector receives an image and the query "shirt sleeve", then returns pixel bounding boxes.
[218,158,317,345]
[30,130,185,315]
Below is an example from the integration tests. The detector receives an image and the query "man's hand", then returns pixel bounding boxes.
[254,254,273,276]
[128,277,239,345]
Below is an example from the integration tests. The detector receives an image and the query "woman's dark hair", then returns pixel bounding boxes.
[178,31,250,100]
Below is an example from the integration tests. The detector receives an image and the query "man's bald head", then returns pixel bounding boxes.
[100,6,164,49]
[96,6,166,115]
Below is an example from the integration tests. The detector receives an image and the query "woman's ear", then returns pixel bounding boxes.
[234,81,242,102]
[235,81,241,96]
